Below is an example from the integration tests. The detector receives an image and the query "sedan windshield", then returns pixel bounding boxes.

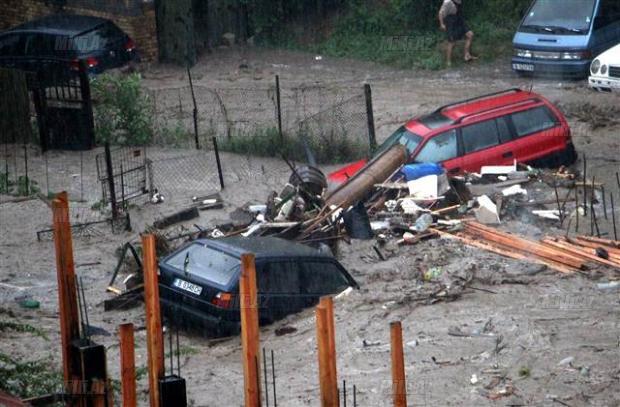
[166,243,240,287]
[522,0,596,33]
[373,126,422,158]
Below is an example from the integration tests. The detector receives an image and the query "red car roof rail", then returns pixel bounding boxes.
[432,88,523,114]
[454,97,541,124]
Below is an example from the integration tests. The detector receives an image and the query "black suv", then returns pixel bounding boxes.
[0,14,138,74]
[159,237,359,336]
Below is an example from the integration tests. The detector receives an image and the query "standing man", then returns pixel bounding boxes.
[438,0,477,67]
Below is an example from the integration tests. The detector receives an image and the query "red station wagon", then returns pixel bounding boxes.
[329,88,577,183]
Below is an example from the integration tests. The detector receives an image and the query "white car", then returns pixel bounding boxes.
[589,43,620,92]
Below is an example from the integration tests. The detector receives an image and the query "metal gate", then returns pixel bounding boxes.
[28,59,95,151]
[96,144,150,214]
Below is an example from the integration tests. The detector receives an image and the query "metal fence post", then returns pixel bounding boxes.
[187,66,200,150]
[364,84,377,153]
[212,137,225,190]
[276,75,283,142]
[104,143,118,220]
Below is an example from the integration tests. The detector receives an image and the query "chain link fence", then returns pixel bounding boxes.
[147,78,374,164]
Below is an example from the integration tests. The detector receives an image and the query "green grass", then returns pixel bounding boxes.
[0,353,62,399]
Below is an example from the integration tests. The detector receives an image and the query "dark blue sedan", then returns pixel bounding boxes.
[0,14,138,74]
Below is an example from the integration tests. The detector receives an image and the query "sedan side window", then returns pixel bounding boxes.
[461,120,500,154]
[0,34,22,56]
[258,262,301,295]
[300,262,350,295]
[415,129,458,163]
[510,107,558,138]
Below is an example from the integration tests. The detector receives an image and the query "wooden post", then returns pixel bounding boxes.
[316,302,337,406]
[119,323,137,407]
[239,253,260,407]
[320,296,338,404]
[52,192,81,391]
[390,321,407,407]
[143,234,164,407]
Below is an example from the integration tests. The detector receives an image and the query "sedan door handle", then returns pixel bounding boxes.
[503,151,514,158]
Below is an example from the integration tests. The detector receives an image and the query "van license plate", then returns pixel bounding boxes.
[173,278,203,295]
[513,63,534,72]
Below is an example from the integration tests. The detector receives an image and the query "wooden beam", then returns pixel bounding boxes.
[390,321,407,407]
[316,303,337,406]
[542,238,620,269]
[239,253,261,407]
[51,192,81,389]
[119,323,137,407]
[320,296,339,404]
[464,222,586,269]
[142,234,164,407]
[432,228,576,274]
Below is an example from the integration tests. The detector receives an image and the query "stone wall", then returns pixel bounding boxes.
[0,0,159,61]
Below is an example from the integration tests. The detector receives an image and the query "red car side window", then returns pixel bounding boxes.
[511,106,558,138]
[415,129,458,163]
[461,120,500,154]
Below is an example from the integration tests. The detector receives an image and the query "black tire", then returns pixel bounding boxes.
[559,143,578,166]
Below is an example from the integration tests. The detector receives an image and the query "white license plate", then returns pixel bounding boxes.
[173,278,203,295]
[513,63,534,72]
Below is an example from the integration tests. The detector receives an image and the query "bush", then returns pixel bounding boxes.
[217,127,369,164]
[91,73,153,145]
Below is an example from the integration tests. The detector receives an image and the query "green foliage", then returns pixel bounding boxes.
[0,353,62,399]
[259,0,531,69]
[91,73,153,146]
[0,173,39,196]
[0,172,9,194]
[0,321,48,340]
[218,127,368,164]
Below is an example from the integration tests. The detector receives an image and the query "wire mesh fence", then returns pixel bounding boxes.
[147,147,223,208]
[147,78,373,164]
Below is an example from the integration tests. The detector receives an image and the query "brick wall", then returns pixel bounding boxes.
[0,0,159,61]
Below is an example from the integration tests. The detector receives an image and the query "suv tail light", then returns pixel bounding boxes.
[211,292,233,309]
[125,39,135,52]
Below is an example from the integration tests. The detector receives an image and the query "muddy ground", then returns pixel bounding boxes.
[1,48,619,406]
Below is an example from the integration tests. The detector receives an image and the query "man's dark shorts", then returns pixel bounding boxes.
[446,18,469,42]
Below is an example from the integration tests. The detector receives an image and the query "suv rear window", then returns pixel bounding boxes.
[510,106,558,138]
[165,243,240,287]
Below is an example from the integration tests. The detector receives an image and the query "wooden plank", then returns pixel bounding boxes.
[464,222,586,269]
[119,323,137,407]
[390,321,407,407]
[433,229,576,274]
[541,239,620,269]
[51,192,81,391]
[239,253,261,407]
[316,303,337,407]
[573,235,620,249]
[320,297,339,404]
[142,234,163,407]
